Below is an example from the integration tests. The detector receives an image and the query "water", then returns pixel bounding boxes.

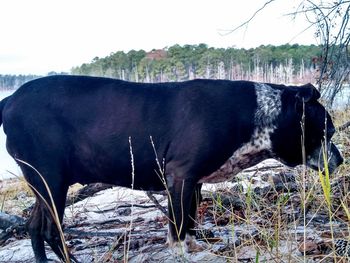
[332,85,350,109]
[0,90,21,180]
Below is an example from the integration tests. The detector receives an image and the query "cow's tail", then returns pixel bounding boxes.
[0,96,11,126]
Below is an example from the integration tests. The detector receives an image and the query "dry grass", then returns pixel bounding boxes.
[0,178,32,200]
[0,178,34,214]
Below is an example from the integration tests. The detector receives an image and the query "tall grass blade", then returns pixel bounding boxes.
[318,143,331,208]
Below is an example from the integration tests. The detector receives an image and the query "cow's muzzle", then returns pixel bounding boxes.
[307,142,344,174]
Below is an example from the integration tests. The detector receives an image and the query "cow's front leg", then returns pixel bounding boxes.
[184,183,207,252]
[187,183,202,237]
[166,176,206,253]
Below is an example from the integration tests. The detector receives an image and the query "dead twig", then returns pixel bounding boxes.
[0,212,26,245]
[0,212,25,230]
[338,120,350,131]
[146,191,168,216]
[66,183,114,206]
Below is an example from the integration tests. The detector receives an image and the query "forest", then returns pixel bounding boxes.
[71,44,324,84]
[1,44,348,106]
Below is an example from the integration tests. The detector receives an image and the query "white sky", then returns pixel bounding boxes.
[0,0,319,75]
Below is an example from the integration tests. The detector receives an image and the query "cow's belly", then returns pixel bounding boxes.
[199,134,272,184]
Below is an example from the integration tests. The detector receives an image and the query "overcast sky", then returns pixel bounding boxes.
[0,0,319,75]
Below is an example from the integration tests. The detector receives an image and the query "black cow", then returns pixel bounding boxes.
[0,76,343,262]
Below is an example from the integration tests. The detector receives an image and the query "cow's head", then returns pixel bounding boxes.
[271,83,343,174]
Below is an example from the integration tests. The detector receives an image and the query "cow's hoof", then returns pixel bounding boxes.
[184,234,208,252]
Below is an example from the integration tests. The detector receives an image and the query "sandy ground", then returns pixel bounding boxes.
[0,157,348,262]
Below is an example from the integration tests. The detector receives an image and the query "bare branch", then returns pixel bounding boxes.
[218,0,277,35]
[339,120,350,131]
[287,0,350,107]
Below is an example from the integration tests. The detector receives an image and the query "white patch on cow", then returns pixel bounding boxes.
[254,83,282,126]
[199,83,282,184]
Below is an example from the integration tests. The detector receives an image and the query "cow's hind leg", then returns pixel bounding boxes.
[26,201,47,263]
[41,186,74,262]
[21,165,74,262]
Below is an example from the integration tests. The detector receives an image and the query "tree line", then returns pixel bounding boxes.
[0,72,69,90]
[71,44,326,84]
[0,75,41,90]
[1,44,348,108]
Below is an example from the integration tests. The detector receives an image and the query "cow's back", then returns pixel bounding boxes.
[2,76,257,189]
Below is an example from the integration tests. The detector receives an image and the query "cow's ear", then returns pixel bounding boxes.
[295,83,321,103]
